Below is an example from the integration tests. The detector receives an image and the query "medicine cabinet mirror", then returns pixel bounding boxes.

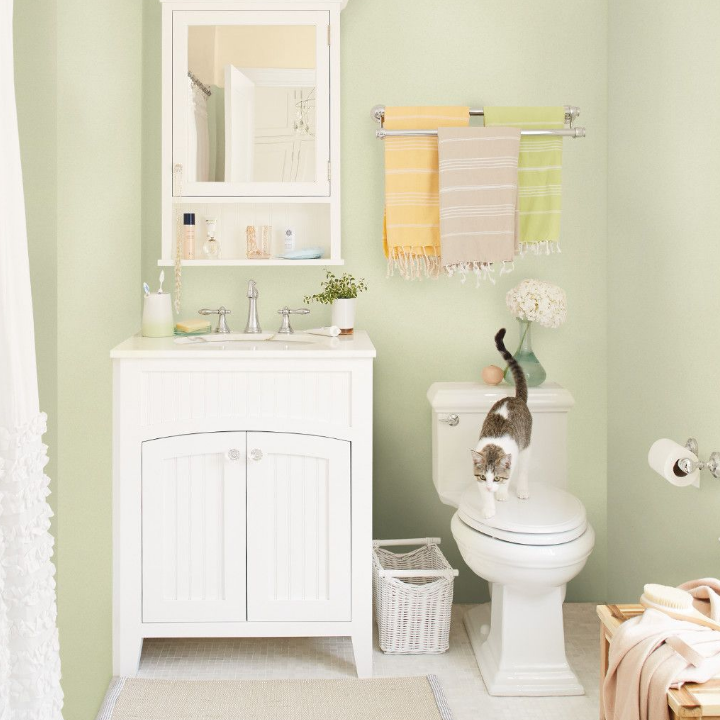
[173,11,330,196]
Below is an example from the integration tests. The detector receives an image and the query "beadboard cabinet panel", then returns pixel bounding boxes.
[139,371,352,429]
[142,432,247,622]
[246,432,351,621]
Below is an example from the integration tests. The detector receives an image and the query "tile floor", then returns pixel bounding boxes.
[138,603,600,720]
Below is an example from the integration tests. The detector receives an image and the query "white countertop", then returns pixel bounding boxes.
[110,330,376,359]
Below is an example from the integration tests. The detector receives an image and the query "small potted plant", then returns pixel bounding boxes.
[304,270,368,335]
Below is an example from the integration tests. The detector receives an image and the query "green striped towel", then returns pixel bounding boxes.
[484,107,565,253]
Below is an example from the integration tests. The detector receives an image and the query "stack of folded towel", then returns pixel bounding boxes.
[604,579,720,720]
[382,106,566,283]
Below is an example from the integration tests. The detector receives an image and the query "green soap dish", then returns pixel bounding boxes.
[173,327,211,337]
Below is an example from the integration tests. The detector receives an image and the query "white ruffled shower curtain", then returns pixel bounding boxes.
[0,0,64,718]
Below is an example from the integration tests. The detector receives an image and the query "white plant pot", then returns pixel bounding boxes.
[331,298,356,335]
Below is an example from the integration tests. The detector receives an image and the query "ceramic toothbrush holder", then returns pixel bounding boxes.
[142,293,174,337]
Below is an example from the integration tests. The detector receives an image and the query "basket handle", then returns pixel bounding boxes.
[373,537,441,548]
[377,568,459,579]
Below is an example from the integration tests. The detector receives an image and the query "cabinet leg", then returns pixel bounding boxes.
[352,631,374,678]
[115,635,144,677]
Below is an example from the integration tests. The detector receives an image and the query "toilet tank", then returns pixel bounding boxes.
[427,382,575,508]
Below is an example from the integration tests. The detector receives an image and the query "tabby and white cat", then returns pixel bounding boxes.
[471,328,533,519]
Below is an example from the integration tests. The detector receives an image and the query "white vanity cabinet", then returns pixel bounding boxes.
[111,332,375,677]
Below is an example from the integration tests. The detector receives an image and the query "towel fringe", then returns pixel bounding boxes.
[388,243,570,286]
[444,260,510,286]
[518,240,561,256]
[388,247,441,281]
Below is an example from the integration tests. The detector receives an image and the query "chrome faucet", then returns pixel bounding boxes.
[244,280,261,333]
[199,306,231,333]
[277,306,310,334]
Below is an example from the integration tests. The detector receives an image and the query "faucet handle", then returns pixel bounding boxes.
[277,306,310,334]
[199,306,231,334]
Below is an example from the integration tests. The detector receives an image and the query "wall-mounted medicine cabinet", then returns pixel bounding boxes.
[159,0,348,267]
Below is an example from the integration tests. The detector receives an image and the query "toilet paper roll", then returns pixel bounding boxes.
[648,438,700,488]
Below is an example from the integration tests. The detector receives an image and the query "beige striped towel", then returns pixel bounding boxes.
[438,127,521,282]
[383,106,469,279]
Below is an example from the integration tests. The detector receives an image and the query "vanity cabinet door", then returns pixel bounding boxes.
[142,432,247,622]
[246,432,351,622]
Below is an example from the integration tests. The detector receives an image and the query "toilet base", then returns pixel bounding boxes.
[464,596,584,697]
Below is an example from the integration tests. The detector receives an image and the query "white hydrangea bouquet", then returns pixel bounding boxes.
[503,279,567,387]
[506,278,567,328]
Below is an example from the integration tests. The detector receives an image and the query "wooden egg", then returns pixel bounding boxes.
[482,365,504,385]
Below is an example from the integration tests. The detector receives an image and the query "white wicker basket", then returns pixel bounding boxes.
[372,538,458,654]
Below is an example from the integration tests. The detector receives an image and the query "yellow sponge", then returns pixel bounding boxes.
[175,318,212,334]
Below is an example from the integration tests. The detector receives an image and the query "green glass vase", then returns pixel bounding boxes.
[504,318,547,388]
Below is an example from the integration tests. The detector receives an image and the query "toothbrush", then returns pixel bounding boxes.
[158,270,165,294]
[143,282,150,298]
[640,583,720,631]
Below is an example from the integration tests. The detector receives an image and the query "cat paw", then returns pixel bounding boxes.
[516,489,530,500]
[482,507,496,519]
[496,492,509,502]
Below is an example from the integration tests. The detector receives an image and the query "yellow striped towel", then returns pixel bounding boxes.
[484,107,565,254]
[383,106,469,279]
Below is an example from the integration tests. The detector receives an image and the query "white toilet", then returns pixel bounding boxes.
[427,382,595,697]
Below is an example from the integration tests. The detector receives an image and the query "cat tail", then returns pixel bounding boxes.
[495,328,528,403]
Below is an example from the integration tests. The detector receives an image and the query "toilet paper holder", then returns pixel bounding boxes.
[678,438,720,479]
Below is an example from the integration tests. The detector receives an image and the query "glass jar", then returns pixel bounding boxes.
[247,225,271,260]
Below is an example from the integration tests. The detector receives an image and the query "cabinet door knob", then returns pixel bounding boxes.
[227,448,241,461]
[250,449,263,462]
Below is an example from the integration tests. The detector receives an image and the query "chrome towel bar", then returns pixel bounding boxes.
[376,127,585,138]
[371,104,586,139]
[372,104,580,124]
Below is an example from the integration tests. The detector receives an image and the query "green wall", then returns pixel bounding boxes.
[14,0,57,522]
[55,0,143,718]
[607,0,720,598]
[17,1,609,717]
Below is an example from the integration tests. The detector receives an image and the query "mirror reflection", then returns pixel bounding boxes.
[186,25,317,184]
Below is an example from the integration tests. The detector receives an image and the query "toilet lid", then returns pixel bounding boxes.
[458,481,587,546]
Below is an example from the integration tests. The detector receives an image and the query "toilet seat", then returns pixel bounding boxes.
[458,481,587,546]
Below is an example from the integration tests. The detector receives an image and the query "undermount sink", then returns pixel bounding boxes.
[174,332,326,348]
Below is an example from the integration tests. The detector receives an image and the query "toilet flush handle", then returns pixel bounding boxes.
[439,414,460,427]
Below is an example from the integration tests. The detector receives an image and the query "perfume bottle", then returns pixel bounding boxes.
[203,217,220,259]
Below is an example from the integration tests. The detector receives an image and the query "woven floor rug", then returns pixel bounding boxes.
[96,675,453,720]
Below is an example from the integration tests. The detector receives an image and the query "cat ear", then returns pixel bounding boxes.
[470,449,484,465]
[500,454,512,470]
